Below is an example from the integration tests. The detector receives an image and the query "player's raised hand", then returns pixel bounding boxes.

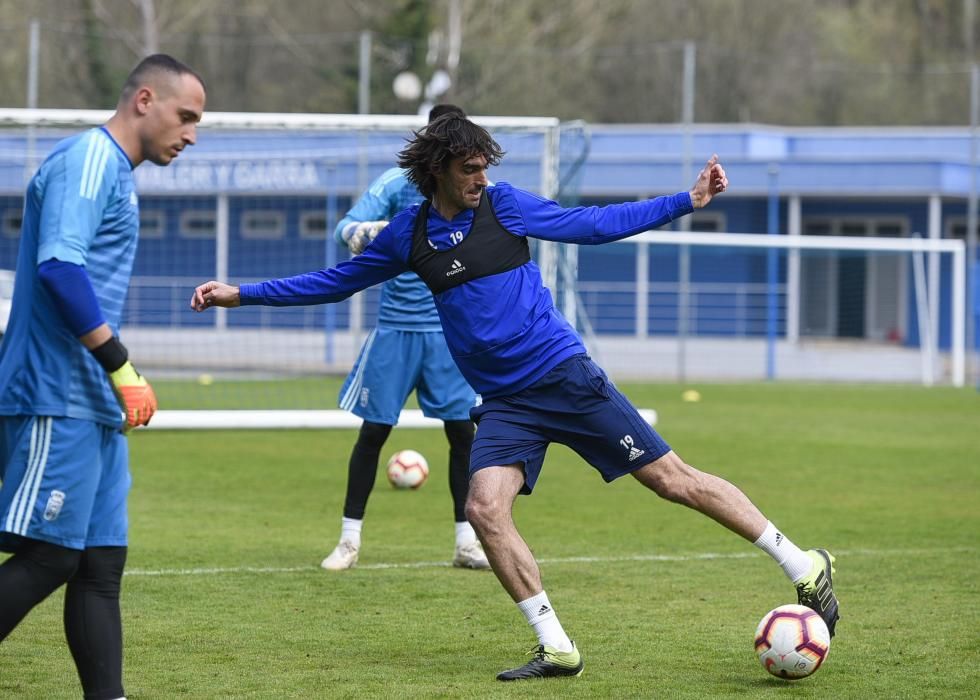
[191,281,240,311]
[341,220,388,255]
[689,154,729,208]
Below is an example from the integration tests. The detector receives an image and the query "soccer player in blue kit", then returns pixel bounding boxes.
[0,55,205,699]
[321,104,488,572]
[192,114,839,681]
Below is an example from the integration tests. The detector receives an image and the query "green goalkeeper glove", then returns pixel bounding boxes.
[341,220,388,255]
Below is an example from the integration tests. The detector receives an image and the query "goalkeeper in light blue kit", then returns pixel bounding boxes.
[0,55,205,699]
[321,104,488,572]
[192,114,839,682]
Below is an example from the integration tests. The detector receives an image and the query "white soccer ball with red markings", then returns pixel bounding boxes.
[386,449,429,489]
[754,604,830,679]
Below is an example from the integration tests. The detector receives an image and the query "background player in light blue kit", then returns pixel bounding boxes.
[192,114,838,683]
[320,104,488,572]
[0,55,205,699]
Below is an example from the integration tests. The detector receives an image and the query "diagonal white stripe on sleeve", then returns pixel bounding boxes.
[78,133,99,199]
[83,137,111,200]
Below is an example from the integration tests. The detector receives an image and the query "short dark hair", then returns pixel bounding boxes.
[428,103,465,123]
[398,115,504,199]
[120,54,206,101]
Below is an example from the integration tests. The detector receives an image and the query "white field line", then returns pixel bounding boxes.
[124,546,974,577]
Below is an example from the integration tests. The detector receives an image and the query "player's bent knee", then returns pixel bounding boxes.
[464,490,505,533]
[463,495,490,530]
[465,464,524,533]
[443,419,474,449]
[634,454,698,504]
[72,546,127,595]
[356,421,393,450]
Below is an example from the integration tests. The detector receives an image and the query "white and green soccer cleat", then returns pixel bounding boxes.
[320,540,359,571]
[795,549,840,637]
[496,642,584,681]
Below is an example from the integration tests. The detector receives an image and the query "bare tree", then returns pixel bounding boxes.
[0,0,976,123]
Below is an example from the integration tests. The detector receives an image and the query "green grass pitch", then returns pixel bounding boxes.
[2,381,978,698]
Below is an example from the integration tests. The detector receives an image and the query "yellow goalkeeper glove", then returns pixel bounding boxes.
[110,361,158,431]
[91,336,158,431]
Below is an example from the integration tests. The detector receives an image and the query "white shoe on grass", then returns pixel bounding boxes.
[453,541,491,570]
[320,540,359,570]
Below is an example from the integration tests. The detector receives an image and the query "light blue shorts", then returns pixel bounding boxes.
[338,327,476,425]
[0,415,130,551]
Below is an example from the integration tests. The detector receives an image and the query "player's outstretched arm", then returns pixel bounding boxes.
[689,154,729,209]
[191,281,240,311]
[192,231,409,310]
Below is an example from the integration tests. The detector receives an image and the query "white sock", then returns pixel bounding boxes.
[517,591,573,652]
[454,521,477,548]
[340,517,363,548]
[753,521,812,582]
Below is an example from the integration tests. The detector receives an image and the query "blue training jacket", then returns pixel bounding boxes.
[243,182,693,398]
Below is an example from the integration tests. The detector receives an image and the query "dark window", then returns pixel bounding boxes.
[180,211,217,239]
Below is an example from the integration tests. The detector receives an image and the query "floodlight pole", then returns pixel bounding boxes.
[26,20,38,109]
[677,40,695,384]
[967,62,978,386]
[324,163,338,366]
[25,19,39,181]
[352,30,373,347]
[766,165,780,381]
[358,31,372,115]
[215,195,229,332]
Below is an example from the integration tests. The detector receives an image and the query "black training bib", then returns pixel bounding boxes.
[409,190,530,295]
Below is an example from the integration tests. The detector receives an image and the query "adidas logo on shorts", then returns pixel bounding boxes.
[621,434,646,462]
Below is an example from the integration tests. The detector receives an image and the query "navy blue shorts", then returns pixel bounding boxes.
[469,354,671,494]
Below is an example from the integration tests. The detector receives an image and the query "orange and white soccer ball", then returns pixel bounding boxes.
[754,604,830,679]
[386,449,429,489]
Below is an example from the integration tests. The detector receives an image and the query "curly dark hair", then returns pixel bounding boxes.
[397,115,504,199]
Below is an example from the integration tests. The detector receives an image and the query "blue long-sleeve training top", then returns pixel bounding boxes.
[333,166,440,330]
[242,182,692,398]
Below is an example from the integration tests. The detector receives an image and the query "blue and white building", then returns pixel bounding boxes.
[0,117,975,383]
